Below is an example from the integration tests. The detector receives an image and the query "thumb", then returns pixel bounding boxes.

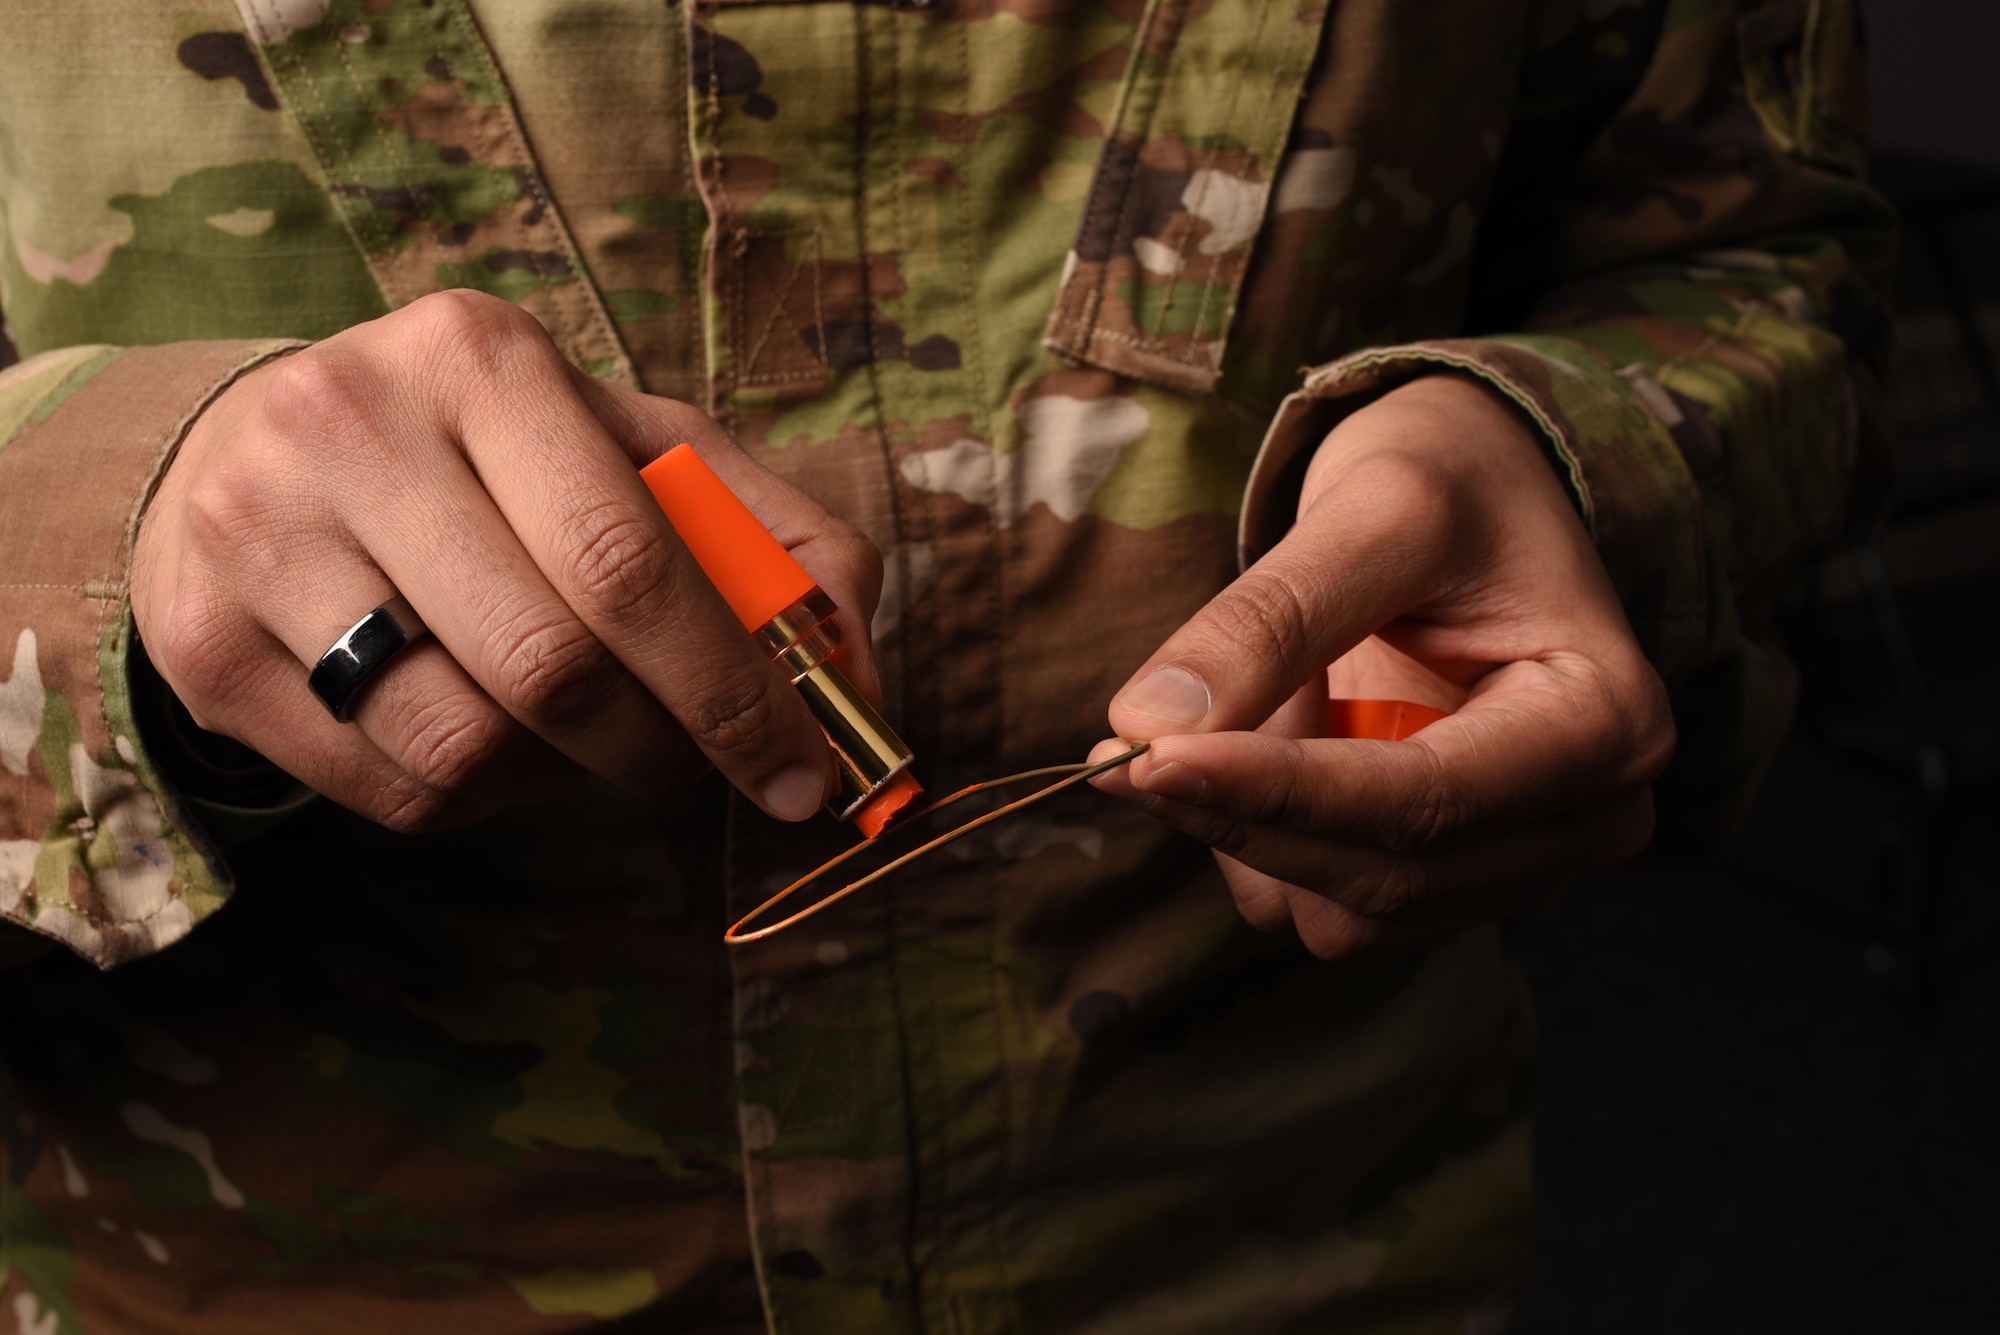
[1107,457,1443,739]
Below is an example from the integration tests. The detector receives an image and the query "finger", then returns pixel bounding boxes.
[1212,855,1394,956]
[250,550,585,809]
[1106,452,1453,740]
[154,613,491,833]
[1124,781,1652,920]
[379,301,836,820]
[328,435,703,798]
[1263,679,1331,741]
[572,374,886,704]
[1210,853,1296,933]
[1122,654,1669,853]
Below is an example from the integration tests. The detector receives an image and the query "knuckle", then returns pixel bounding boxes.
[181,462,281,559]
[825,526,884,605]
[1182,807,1255,859]
[1592,650,1677,789]
[563,503,678,620]
[1255,746,1320,829]
[1291,894,1372,959]
[1344,449,1461,535]
[150,593,252,704]
[1208,575,1313,661]
[1383,746,1464,853]
[406,289,546,376]
[1299,918,1358,961]
[398,696,512,796]
[258,348,372,443]
[368,775,452,834]
[1340,858,1427,920]
[681,671,782,758]
[1628,674,1678,783]
[495,615,619,724]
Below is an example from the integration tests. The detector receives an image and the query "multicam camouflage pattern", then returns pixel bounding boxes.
[1040,0,1329,395]
[1,0,1887,1330]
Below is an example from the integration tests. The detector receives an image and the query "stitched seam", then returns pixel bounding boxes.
[883,13,927,522]
[446,0,633,377]
[1149,0,1268,344]
[436,1,549,339]
[946,3,1012,1298]
[738,243,807,381]
[881,5,956,1264]
[280,29,411,302]
[951,24,993,450]
[1178,0,1288,363]
[737,231,827,386]
[1049,318,1221,378]
[0,583,131,594]
[1168,0,1280,349]
[728,229,745,406]
[700,2,744,404]
[668,7,707,398]
[1050,317,1204,356]
[331,37,428,305]
[248,0,412,308]
[1058,0,1180,343]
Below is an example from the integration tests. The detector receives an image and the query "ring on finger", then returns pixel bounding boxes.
[307,596,430,722]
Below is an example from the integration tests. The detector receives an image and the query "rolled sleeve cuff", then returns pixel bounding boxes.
[1238,336,1709,679]
[0,338,305,968]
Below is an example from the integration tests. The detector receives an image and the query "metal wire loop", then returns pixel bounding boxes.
[725,742,1151,944]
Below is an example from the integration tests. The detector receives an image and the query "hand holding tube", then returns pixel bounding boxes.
[131,290,886,831]
[638,444,922,835]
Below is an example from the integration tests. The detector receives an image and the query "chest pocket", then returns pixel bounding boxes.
[1041,0,1329,397]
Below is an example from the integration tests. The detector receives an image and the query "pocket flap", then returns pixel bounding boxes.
[233,0,636,382]
[1042,0,1329,397]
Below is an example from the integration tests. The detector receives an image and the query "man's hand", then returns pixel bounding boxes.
[1090,375,1674,958]
[132,290,881,832]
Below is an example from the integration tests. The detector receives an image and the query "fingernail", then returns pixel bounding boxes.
[761,764,826,823]
[1137,760,1204,803]
[1120,667,1210,729]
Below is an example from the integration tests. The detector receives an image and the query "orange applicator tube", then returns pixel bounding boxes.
[638,444,922,838]
[1325,699,1449,741]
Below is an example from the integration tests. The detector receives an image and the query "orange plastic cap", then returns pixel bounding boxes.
[1326,698,1450,741]
[851,769,925,839]
[639,444,820,633]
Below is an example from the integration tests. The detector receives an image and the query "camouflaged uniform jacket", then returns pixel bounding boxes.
[1,0,1889,1330]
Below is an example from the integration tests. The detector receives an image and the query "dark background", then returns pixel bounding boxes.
[1510,2,2000,1330]
[3,3,1995,1329]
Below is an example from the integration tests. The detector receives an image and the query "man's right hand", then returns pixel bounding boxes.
[131,290,882,833]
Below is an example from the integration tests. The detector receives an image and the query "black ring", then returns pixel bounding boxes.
[308,604,418,721]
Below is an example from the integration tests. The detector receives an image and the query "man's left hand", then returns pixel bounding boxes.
[1090,375,1675,958]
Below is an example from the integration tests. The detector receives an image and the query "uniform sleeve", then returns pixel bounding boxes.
[0,338,303,968]
[1241,0,1892,850]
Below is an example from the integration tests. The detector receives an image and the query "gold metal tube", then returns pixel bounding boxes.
[753,589,915,821]
[793,661,915,819]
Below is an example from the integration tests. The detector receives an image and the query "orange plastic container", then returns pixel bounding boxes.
[1325,698,1449,740]
[638,445,820,633]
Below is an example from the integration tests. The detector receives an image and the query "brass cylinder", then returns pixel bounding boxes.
[754,589,914,821]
